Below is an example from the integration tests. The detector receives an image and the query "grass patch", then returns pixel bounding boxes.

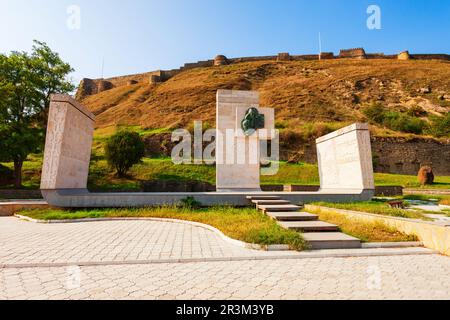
[374,173,450,189]
[311,201,427,220]
[311,209,418,243]
[18,206,308,251]
[439,197,450,206]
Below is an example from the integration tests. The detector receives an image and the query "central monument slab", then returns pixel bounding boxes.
[216,90,274,192]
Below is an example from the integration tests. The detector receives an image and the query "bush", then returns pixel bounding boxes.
[105,130,145,177]
[363,103,427,134]
[407,106,427,117]
[427,113,450,137]
[180,197,202,209]
[363,103,386,124]
[383,112,427,134]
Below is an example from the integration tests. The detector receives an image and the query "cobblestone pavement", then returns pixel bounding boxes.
[1,217,449,300]
[1,255,449,300]
[0,217,266,265]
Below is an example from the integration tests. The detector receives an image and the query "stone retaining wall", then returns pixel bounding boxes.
[0,189,43,200]
[305,205,450,256]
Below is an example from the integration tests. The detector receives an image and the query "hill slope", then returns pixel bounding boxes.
[80,59,450,133]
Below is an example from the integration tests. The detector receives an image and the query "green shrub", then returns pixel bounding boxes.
[104,130,145,177]
[180,196,202,209]
[363,103,427,134]
[427,113,450,137]
[383,112,427,134]
[407,106,427,117]
[363,103,386,124]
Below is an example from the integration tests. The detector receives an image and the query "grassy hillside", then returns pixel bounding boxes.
[81,59,450,138]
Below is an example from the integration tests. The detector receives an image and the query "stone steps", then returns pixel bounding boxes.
[267,211,319,221]
[246,196,281,201]
[302,232,362,250]
[251,199,291,205]
[257,204,302,212]
[248,195,361,250]
[278,221,339,232]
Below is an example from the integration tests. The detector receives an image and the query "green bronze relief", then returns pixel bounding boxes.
[241,107,265,136]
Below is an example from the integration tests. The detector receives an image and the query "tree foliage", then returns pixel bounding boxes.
[0,40,74,188]
[105,131,145,177]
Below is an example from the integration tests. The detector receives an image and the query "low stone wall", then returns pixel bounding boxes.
[404,189,450,196]
[374,186,403,197]
[140,180,215,192]
[305,205,450,256]
[372,137,450,176]
[0,200,49,216]
[0,189,43,200]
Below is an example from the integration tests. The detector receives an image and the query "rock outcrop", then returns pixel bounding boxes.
[418,166,435,185]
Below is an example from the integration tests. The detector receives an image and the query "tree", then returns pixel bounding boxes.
[0,41,74,188]
[105,131,145,177]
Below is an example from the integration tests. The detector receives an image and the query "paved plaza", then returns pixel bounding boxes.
[1,217,449,300]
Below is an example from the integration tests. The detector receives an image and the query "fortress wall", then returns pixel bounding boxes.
[291,54,321,60]
[371,137,450,176]
[339,48,366,59]
[410,54,450,61]
[366,53,397,59]
[181,60,214,70]
[76,50,450,99]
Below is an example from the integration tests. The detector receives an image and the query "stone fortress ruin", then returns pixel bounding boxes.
[76,48,450,99]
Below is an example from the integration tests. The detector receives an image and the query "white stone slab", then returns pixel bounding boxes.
[316,123,374,190]
[40,95,95,190]
[216,90,275,192]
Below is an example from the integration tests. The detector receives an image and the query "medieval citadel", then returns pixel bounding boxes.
[76,48,450,99]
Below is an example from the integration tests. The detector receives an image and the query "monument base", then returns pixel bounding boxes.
[216,188,262,193]
[41,189,375,208]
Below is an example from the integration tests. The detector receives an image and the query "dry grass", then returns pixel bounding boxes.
[311,201,427,220]
[309,209,418,243]
[81,59,450,134]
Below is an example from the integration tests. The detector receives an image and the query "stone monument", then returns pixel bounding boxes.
[41,94,95,191]
[40,92,374,208]
[316,123,375,191]
[216,90,275,192]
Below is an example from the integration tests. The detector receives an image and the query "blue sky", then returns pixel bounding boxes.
[1,0,449,84]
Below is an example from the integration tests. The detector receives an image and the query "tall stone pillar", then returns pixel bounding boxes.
[216,90,274,192]
[40,94,95,191]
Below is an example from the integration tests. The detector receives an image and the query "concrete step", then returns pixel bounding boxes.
[257,204,302,212]
[278,221,339,232]
[303,232,362,250]
[246,196,281,200]
[267,211,319,221]
[252,199,291,205]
